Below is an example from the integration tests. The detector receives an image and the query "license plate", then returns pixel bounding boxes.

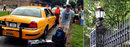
[5,32,13,35]
[9,23,16,27]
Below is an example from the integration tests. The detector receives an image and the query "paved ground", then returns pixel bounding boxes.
[0,6,14,11]
[0,25,58,47]
[0,9,14,11]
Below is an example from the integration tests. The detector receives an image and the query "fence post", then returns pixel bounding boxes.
[122,20,123,47]
[126,18,129,47]
[124,18,127,47]
[129,14,130,47]
[120,21,121,47]
[117,22,118,46]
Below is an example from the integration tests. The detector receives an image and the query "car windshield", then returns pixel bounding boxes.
[11,7,41,17]
[52,8,63,12]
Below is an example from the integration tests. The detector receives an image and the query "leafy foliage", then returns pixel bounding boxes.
[69,1,76,8]
[70,0,83,8]
[40,0,83,8]
[40,0,67,7]
[77,0,83,7]
[84,0,130,47]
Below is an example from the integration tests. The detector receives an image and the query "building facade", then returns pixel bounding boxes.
[0,0,38,6]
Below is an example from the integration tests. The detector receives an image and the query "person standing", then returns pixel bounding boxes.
[55,6,60,25]
[46,5,51,10]
[3,3,6,11]
[59,4,74,47]
[63,5,66,10]
[45,5,49,8]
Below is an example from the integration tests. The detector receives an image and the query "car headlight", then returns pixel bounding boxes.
[0,21,6,26]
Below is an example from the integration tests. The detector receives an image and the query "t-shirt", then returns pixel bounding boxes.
[60,9,74,24]
[55,9,60,14]
[3,4,6,6]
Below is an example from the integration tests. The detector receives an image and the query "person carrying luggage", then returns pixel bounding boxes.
[52,28,66,47]
[59,4,74,47]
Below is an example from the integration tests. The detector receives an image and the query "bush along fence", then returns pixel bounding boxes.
[90,15,130,47]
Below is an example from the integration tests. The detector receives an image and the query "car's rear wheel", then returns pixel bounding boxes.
[38,26,48,39]
[43,26,48,39]
[53,18,58,28]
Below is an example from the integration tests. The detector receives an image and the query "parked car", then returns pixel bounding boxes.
[0,6,56,40]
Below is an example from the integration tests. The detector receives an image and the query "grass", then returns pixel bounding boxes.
[71,24,83,47]
[84,34,90,47]
[0,11,12,16]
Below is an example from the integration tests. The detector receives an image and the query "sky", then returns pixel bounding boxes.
[66,0,69,4]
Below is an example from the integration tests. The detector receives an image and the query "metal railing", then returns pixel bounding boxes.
[91,15,130,47]
[104,15,130,47]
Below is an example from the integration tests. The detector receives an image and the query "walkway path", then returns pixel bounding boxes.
[0,6,14,11]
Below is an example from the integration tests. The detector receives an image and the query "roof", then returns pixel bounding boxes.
[19,6,46,8]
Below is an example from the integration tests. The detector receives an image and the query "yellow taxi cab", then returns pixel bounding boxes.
[0,6,56,40]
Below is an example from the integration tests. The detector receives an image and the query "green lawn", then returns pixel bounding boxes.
[71,24,83,47]
[0,11,12,16]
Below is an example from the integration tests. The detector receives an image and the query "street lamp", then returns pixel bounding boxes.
[95,3,105,27]
[95,8,105,21]
[90,2,106,47]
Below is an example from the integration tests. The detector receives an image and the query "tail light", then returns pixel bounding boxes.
[28,21,37,28]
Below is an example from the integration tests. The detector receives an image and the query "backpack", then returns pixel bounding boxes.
[52,29,66,47]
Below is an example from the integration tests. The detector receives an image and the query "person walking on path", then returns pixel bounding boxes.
[3,3,6,11]
[59,4,74,47]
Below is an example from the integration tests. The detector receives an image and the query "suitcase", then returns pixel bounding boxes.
[52,29,66,47]
[28,39,55,47]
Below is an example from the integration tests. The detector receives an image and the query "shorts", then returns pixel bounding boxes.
[61,24,70,33]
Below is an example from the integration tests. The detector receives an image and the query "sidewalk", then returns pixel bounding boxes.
[0,9,14,11]
[66,27,72,47]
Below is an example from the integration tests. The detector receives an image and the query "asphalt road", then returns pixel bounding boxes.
[0,25,58,47]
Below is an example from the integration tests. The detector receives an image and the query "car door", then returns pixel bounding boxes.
[48,9,56,26]
[44,9,52,29]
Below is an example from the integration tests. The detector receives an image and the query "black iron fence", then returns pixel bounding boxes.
[91,15,130,47]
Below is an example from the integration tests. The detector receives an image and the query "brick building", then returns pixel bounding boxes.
[0,0,44,6]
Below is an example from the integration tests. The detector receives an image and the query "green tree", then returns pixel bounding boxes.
[84,0,130,47]
[69,1,76,8]
[77,0,83,6]
[40,0,67,7]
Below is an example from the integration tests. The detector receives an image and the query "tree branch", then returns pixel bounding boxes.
[107,14,116,23]
[124,10,130,16]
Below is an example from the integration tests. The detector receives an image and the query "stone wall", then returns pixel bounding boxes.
[0,0,3,5]
[0,0,32,6]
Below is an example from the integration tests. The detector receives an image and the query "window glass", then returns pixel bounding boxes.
[11,7,41,17]
[44,9,51,18]
[48,9,54,16]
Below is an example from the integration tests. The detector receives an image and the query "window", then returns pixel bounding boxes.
[44,9,51,18]
[48,9,54,16]
[11,7,41,17]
